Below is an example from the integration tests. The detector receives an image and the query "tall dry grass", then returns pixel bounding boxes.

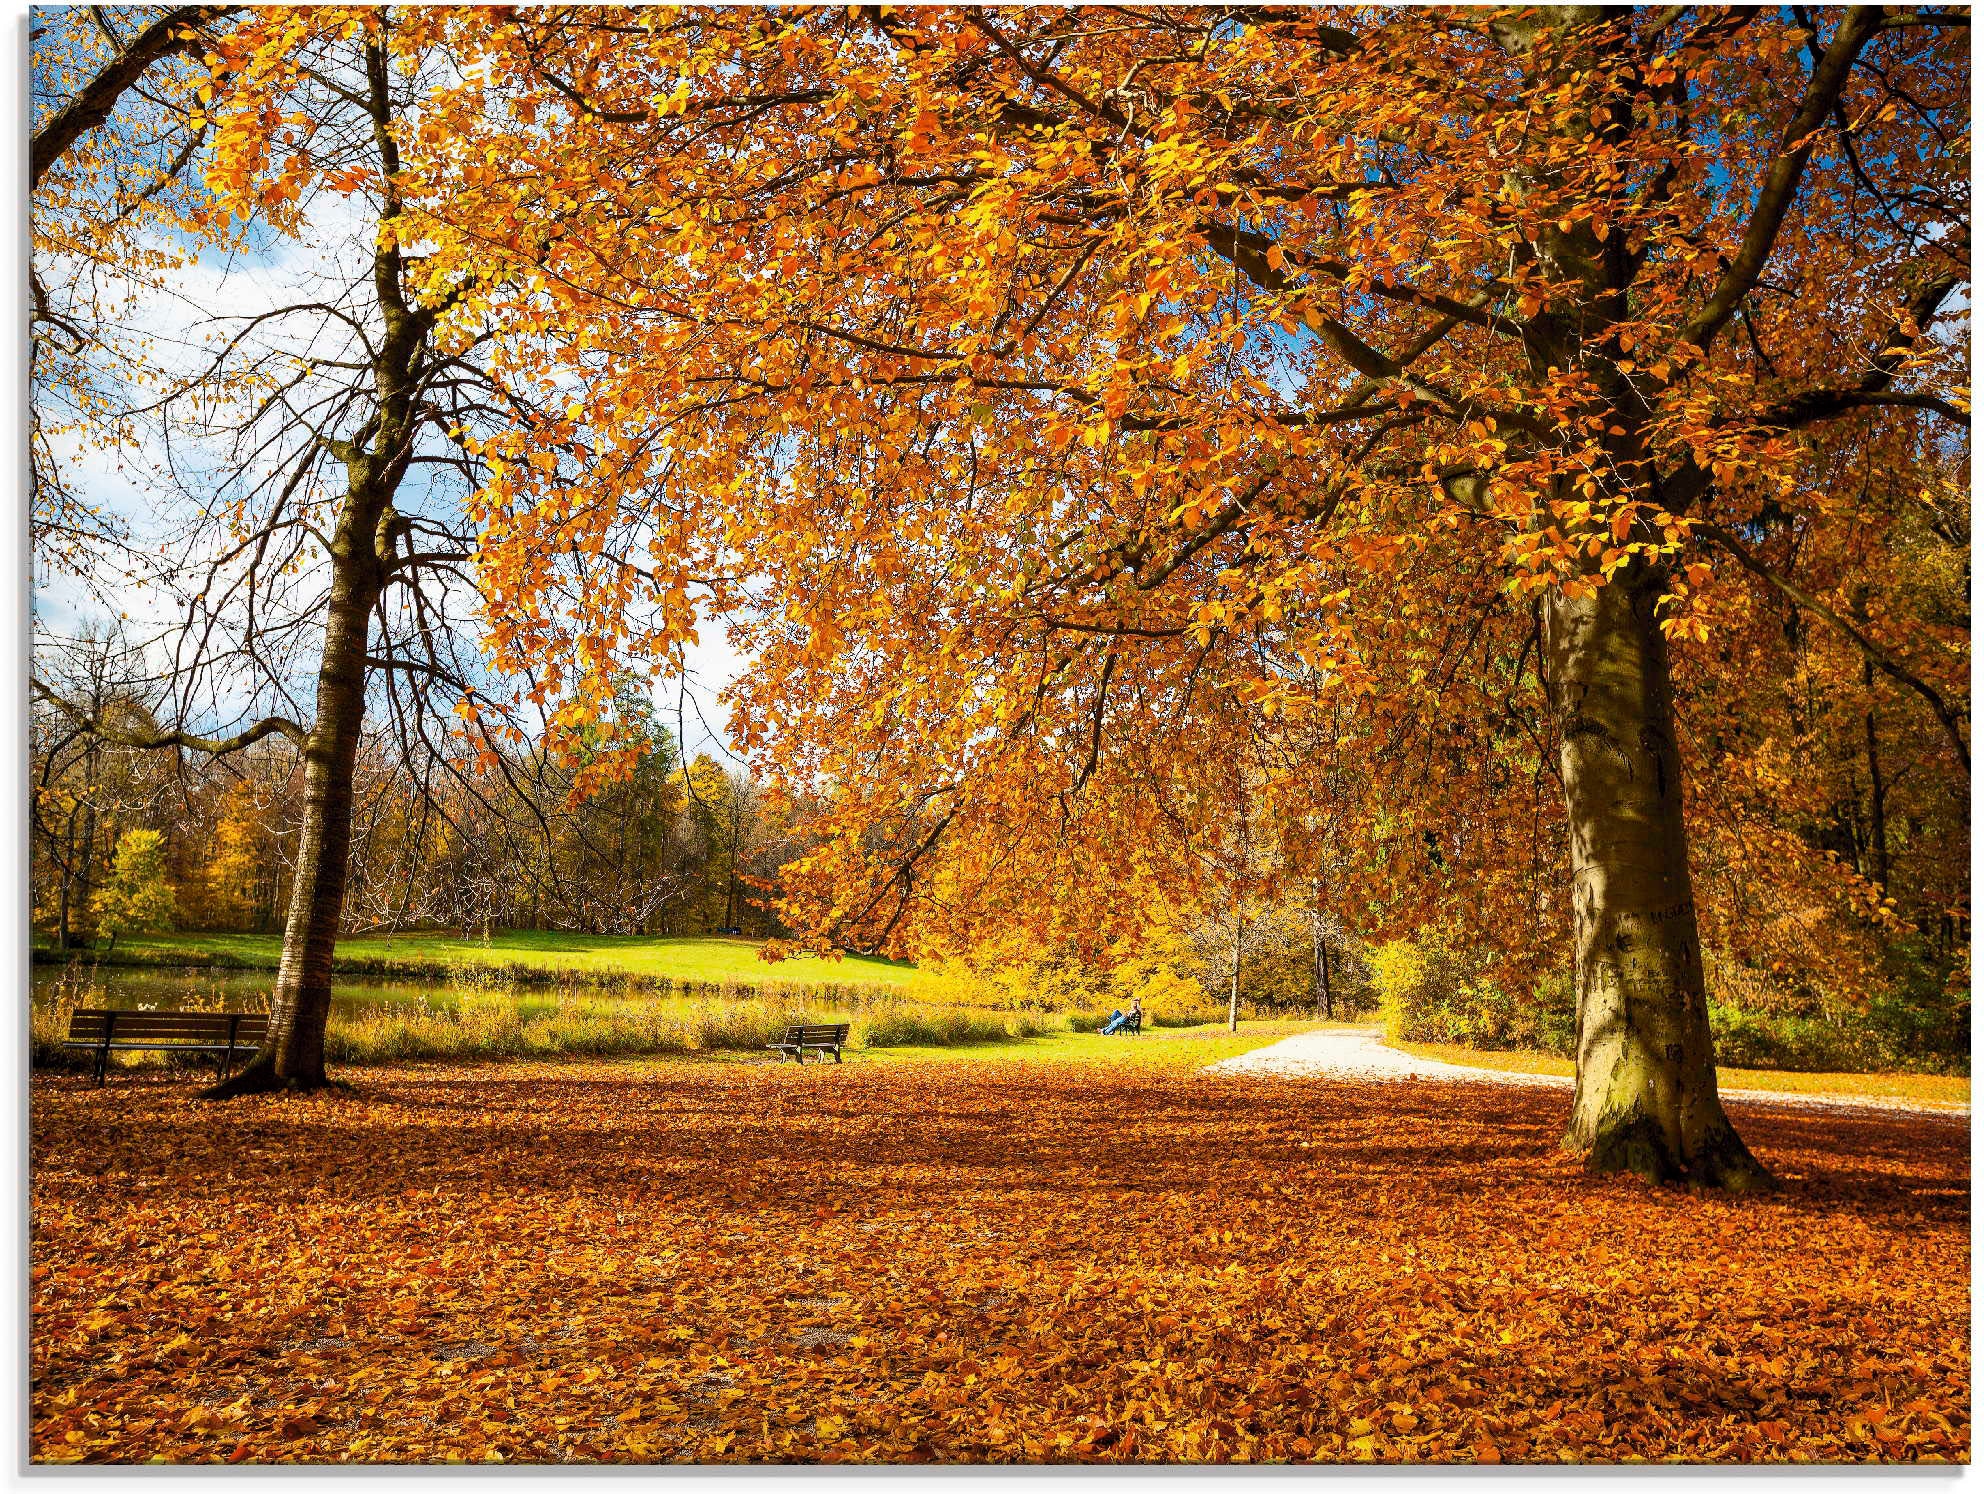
[31,983,1052,1073]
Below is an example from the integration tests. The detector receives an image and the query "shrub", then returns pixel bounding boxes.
[1369,940,1429,1042]
[1004,1012,1056,1040]
[1370,936,1573,1053]
[1707,1004,1882,1073]
[1372,933,1966,1075]
[858,1008,1015,1048]
[1114,960,1209,1015]
[31,994,80,1070]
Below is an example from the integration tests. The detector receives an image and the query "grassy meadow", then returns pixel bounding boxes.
[31,928,1266,1078]
[37,928,944,993]
[32,977,1305,1078]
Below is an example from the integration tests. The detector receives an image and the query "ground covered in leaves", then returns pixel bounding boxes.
[31,1058,1969,1464]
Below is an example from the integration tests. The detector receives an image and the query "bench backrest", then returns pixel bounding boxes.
[68,1009,269,1044]
[778,1022,850,1043]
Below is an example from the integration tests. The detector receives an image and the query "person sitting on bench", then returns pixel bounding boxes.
[1099,998,1143,1035]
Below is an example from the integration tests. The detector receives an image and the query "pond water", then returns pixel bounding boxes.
[32,964,481,1017]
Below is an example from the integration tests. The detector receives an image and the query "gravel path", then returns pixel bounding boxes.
[1206,1026,1967,1119]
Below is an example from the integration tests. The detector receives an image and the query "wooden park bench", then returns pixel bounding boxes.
[65,1009,268,1087]
[767,1022,850,1064]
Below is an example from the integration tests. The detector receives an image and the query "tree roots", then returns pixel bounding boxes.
[199,1061,349,1101]
[1573,1107,1778,1194]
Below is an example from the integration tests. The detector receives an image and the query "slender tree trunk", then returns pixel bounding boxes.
[1544,566,1773,1190]
[1227,907,1243,1033]
[1312,873,1335,1020]
[56,806,78,951]
[1865,696,1889,892]
[1316,930,1333,1021]
[78,800,98,946]
[206,511,384,1096]
[1855,597,1891,889]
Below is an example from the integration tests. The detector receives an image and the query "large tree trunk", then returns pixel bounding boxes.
[204,509,383,1096]
[1544,566,1773,1191]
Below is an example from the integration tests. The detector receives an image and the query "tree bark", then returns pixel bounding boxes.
[1544,566,1773,1190]
[1227,907,1243,1033]
[1865,689,1890,893]
[1853,592,1891,893]
[1316,929,1333,1021]
[55,804,78,951]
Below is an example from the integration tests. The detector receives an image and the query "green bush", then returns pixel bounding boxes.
[1707,1001,1968,1075]
[1370,936,1573,1053]
[1707,1003,1884,1073]
[1368,931,1967,1075]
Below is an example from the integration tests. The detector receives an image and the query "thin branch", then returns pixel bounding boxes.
[1698,521,1968,772]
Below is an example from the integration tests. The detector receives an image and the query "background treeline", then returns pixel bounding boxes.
[34,551,1969,1076]
[33,638,799,946]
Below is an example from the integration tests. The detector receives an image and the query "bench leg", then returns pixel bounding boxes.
[832,1046,843,1062]
[93,1042,108,1087]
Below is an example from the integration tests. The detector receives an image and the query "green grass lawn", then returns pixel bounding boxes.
[855,1019,1334,1071]
[47,929,943,992]
[1391,1038,1970,1108]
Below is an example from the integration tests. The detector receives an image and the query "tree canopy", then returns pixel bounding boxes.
[30,5,1968,1181]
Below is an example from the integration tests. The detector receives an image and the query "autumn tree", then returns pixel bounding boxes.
[91,829,178,949]
[434,5,1967,1188]
[30,626,196,951]
[32,9,550,1093]
[542,683,690,935]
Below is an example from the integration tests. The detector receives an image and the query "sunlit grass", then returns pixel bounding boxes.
[32,986,1106,1074]
[858,1020,1335,1071]
[43,929,942,993]
[34,981,1327,1078]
